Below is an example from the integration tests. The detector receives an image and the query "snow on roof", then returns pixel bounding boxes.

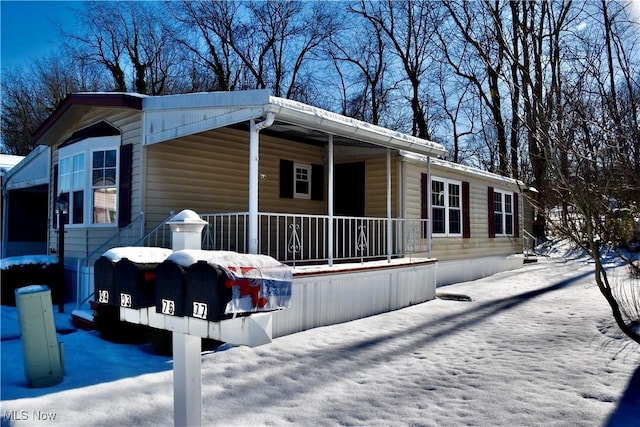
[401,151,527,188]
[268,96,448,157]
[0,154,24,176]
[101,247,173,264]
[0,255,58,270]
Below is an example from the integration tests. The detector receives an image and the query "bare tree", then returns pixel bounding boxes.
[351,0,438,139]
[66,1,176,94]
[545,1,640,345]
[1,54,106,155]
[328,7,394,125]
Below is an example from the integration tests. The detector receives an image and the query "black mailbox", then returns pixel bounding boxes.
[94,256,116,306]
[114,258,159,309]
[184,260,232,322]
[154,260,186,317]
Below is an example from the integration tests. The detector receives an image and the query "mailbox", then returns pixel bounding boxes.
[184,260,233,322]
[114,258,159,309]
[154,260,186,317]
[94,256,116,306]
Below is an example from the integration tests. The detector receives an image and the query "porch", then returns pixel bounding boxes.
[73,211,432,309]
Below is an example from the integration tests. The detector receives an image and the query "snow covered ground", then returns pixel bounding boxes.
[1,242,639,426]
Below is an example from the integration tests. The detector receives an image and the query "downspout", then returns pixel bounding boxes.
[248,113,275,254]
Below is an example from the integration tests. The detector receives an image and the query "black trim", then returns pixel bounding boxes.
[462,181,470,239]
[118,144,133,228]
[421,173,428,238]
[488,187,495,238]
[513,192,520,238]
[61,121,121,148]
[279,159,294,198]
[311,164,324,201]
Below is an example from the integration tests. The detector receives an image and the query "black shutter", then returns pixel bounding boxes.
[421,173,428,238]
[513,192,520,238]
[53,164,58,230]
[311,164,324,201]
[279,159,294,198]
[462,181,470,239]
[118,144,133,228]
[488,186,495,238]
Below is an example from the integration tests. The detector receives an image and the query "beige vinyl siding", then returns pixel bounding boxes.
[47,109,142,260]
[364,155,399,218]
[144,127,328,229]
[403,159,522,262]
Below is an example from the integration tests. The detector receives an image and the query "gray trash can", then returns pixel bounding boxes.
[15,285,64,388]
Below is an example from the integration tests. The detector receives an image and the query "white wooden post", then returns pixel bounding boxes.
[167,210,207,427]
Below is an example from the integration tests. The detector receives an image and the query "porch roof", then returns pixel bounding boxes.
[144,90,447,157]
[32,90,448,158]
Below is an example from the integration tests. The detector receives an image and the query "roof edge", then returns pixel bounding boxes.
[31,92,145,145]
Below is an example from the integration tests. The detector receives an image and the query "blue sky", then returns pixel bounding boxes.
[1,1,82,69]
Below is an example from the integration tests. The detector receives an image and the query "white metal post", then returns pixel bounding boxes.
[248,114,275,255]
[249,119,259,255]
[327,135,334,266]
[386,148,392,262]
[167,210,207,427]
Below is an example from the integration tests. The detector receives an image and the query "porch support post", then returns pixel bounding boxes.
[427,156,432,259]
[327,134,334,267]
[249,114,275,254]
[387,148,392,262]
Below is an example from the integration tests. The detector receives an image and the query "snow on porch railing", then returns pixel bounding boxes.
[199,212,431,265]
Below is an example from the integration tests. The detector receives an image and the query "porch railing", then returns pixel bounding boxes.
[199,212,431,265]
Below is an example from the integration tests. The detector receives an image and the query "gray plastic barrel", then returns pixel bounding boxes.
[15,285,64,388]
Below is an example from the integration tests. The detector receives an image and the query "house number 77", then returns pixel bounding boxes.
[192,302,208,319]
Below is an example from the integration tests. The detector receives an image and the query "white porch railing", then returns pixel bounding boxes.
[76,211,431,308]
[199,212,431,265]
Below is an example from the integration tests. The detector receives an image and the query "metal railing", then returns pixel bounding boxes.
[523,229,536,258]
[200,212,431,265]
[76,211,431,307]
[75,213,147,308]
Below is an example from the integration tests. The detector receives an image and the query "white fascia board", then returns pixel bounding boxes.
[266,96,448,158]
[3,146,50,190]
[401,151,526,189]
[144,107,265,145]
[142,89,271,111]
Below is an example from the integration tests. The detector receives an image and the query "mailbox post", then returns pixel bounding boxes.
[167,210,207,427]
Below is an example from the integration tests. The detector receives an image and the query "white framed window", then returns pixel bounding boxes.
[431,177,462,236]
[58,136,120,227]
[293,163,311,199]
[493,189,514,236]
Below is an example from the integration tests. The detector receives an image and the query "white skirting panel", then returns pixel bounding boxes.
[435,255,524,287]
[272,262,437,338]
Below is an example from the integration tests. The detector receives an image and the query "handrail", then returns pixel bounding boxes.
[523,229,536,258]
[75,213,145,309]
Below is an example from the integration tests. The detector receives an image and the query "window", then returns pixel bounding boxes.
[294,163,311,199]
[493,189,514,236]
[431,178,462,236]
[58,136,119,226]
[92,149,118,223]
[58,153,85,225]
